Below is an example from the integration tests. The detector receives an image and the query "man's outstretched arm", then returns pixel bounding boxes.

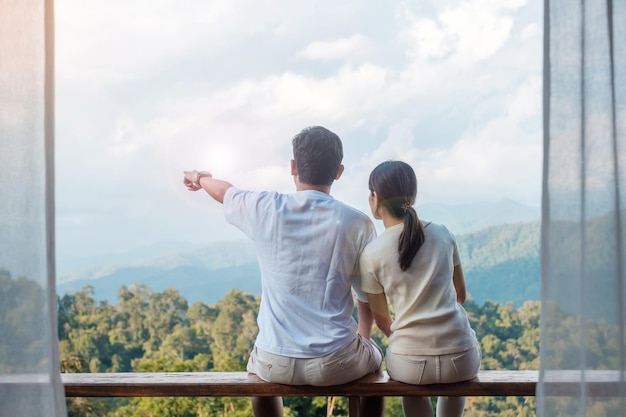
[183,170,233,204]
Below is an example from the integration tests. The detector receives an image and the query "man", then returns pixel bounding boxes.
[183,126,383,417]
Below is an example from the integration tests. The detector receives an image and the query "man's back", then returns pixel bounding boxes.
[224,187,376,358]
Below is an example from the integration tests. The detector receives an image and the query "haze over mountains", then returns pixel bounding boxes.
[417,198,539,235]
[57,199,541,307]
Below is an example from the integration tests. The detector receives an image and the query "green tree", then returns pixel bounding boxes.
[143,288,189,356]
[211,289,259,371]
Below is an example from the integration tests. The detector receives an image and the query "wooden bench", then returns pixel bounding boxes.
[62,370,539,398]
[62,370,539,416]
[62,369,626,393]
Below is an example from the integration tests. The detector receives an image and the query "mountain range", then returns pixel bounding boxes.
[57,199,541,307]
[417,198,539,235]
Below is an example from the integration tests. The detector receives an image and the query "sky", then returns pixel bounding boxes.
[54,0,543,272]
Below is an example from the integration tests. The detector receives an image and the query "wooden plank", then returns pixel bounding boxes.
[61,370,626,398]
[62,370,539,398]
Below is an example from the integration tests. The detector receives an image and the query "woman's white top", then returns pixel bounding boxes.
[360,222,478,355]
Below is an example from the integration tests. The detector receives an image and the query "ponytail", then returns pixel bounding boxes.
[367,160,423,271]
[398,206,425,271]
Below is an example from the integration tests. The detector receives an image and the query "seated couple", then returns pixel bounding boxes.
[183,126,480,417]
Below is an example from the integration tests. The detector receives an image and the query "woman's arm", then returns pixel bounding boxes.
[453,264,467,304]
[356,300,374,339]
[184,170,233,204]
[366,292,393,337]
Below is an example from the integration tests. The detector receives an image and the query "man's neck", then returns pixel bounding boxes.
[295,180,332,195]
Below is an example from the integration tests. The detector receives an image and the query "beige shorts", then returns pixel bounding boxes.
[247,335,383,386]
[386,345,481,385]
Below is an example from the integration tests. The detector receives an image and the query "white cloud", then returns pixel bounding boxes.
[400,17,454,60]
[521,23,540,41]
[108,116,140,156]
[400,0,526,66]
[298,34,369,61]
[56,0,279,82]
[53,0,543,261]
[342,73,542,208]
[250,65,391,121]
[420,76,542,204]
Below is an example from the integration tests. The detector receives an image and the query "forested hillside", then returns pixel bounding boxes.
[459,221,540,307]
[56,284,543,417]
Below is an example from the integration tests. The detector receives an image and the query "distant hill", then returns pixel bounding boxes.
[57,221,541,307]
[457,221,540,307]
[57,240,261,305]
[417,198,539,235]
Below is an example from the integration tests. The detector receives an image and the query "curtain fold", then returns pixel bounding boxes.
[539,0,626,416]
[0,0,66,416]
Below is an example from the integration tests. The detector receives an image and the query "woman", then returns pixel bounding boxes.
[359,160,481,417]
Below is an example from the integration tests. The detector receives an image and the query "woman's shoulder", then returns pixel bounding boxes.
[424,220,451,232]
[364,225,401,254]
[423,221,457,241]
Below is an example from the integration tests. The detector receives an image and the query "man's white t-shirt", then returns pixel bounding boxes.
[223,186,376,358]
[360,222,478,356]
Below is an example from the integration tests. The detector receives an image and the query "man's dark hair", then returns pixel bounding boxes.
[292,126,343,186]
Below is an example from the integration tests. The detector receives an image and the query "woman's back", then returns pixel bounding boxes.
[361,160,481,415]
[360,221,477,356]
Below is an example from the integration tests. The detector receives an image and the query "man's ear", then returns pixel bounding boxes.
[335,164,345,181]
[290,159,297,176]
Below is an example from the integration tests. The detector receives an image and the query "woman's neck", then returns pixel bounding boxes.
[380,211,403,229]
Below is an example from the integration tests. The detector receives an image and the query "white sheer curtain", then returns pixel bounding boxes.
[539,1,625,416]
[0,0,66,416]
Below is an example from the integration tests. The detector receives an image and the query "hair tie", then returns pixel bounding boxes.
[401,201,412,213]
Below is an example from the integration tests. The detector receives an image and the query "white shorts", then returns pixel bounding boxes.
[386,345,481,385]
[247,335,382,386]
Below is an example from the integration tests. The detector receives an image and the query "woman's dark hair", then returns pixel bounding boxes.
[292,126,343,186]
[369,160,425,271]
